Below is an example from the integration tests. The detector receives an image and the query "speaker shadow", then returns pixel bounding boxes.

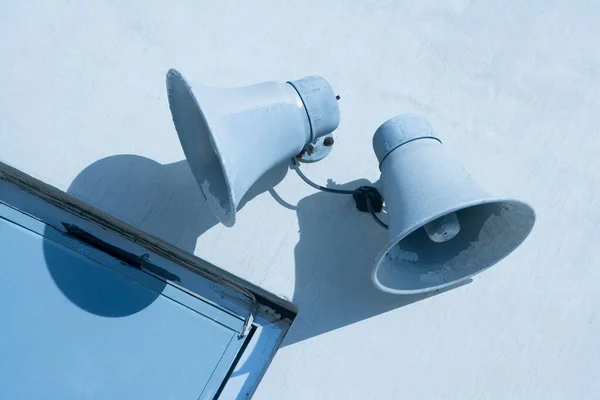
[280,179,470,346]
[43,154,467,330]
[43,154,287,317]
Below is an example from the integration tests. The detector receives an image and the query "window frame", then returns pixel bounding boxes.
[0,163,295,399]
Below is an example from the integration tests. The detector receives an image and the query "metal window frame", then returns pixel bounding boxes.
[0,163,296,399]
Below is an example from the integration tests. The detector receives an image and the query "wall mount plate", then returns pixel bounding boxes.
[296,134,334,163]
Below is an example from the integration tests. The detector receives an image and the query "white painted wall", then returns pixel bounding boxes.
[2,1,599,398]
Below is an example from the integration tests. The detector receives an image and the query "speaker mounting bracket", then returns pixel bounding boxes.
[295,134,335,163]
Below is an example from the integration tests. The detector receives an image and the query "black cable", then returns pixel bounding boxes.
[366,197,388,229]
[292,159,389,230]
[291,161,355,195]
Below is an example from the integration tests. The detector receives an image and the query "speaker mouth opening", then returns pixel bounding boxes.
[372,199,535,295]
[166,69,235,227]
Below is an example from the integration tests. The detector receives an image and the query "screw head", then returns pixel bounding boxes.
[323,137,334,147]
[306,144,315,155]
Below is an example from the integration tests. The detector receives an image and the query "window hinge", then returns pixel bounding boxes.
[239,300,257,338]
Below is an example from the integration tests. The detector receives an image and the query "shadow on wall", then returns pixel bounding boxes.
[42,154,466,333]
[42,154,287,317]
[281,179,468,346]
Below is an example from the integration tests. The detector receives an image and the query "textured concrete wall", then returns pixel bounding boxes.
[2,1,599,398]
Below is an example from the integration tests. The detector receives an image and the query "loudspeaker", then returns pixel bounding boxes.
[371,115,535,294]
[166,69,340,227]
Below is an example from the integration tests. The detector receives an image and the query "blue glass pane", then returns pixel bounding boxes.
[0,216,243,399]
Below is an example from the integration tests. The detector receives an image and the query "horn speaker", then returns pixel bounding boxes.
[372,115,536,294]
[166,69,340,226]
